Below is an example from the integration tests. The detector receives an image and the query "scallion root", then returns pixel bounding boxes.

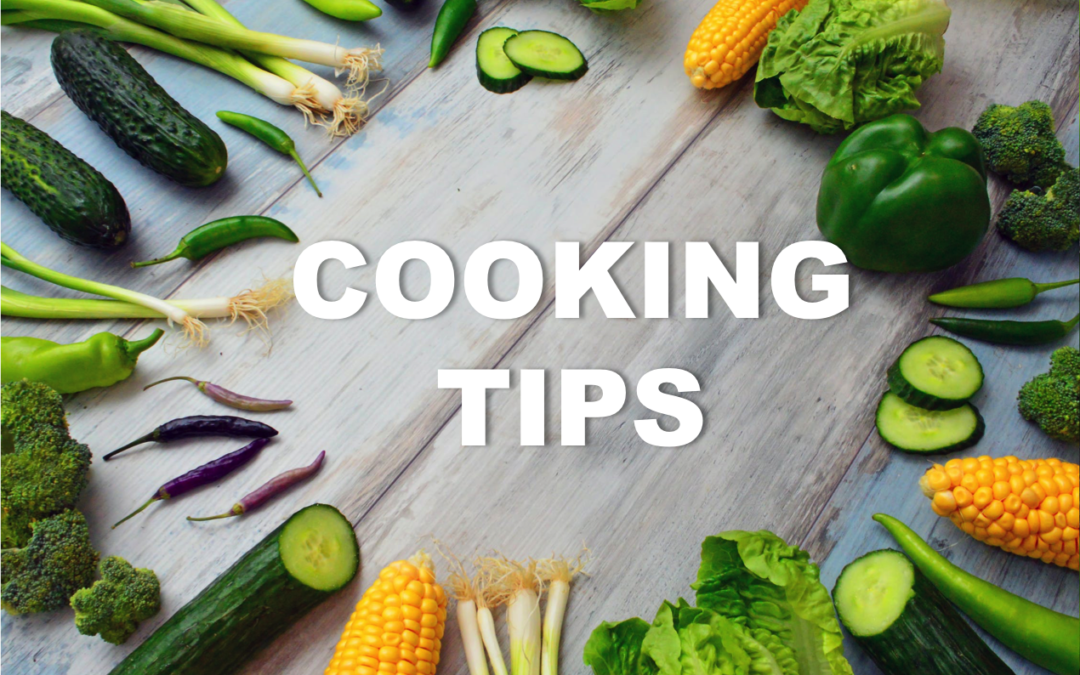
[226,277,293,334]
[342,45,384,90]
[481,558,542,675]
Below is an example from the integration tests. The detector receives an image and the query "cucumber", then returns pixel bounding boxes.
[51,31,228,187]
[1,110,130,249]
[887,336,983,410]
[502,30,588,81]
[876,392,984,454]
[834,550,1015,675]
[109,504,359,675]
[477,27,531,94]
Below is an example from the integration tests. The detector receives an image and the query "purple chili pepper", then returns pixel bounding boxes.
[143,376,292,412]
[112,437,270,529]
[104,416,278,461]
[187,451,326,522]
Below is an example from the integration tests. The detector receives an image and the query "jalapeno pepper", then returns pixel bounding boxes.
[1,329,163,394]
[929,277,1079,309]
[216,111,322,197]
[429,0,477,68]
[131,216,298,268]
[931,313,1080,346]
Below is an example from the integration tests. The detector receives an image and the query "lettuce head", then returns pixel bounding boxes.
[754,0,952,134]
[583,531,852,675]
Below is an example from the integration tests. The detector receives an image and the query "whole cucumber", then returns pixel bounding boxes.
[50,30,228,187]
[1,110,130,248]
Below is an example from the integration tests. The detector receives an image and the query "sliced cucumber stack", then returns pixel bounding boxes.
[834,550,1014,675]
[876,392,984,454]
[887,336,983,410]
[503,30,588,81]
[477,28,531,94]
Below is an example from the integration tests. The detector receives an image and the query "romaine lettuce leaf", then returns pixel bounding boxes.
[693,531,853,675]
[754,0,951,134]
[584,616,657,675]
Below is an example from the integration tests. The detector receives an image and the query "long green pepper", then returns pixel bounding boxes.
[429,0,476,68]
[931,313,1079,345]
[1,329,163,393]
[216,111,322,197]
[929,277,1079,309]
[131,216,298,268]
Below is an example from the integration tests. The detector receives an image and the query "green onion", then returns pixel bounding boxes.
[180,0,369,135]
[482,558,542,675]
[57,0,383,86]
[1,1,298,107]
[537,556,585,675]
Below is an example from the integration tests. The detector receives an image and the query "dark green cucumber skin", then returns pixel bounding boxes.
[109,504,358,675]
[887,362,968,411]
[1,110,130,248]
[51,31,228,188]
[875,393,986,455]
[837,551,1015,675]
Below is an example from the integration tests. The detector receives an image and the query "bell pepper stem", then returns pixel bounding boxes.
[123,328,164,360]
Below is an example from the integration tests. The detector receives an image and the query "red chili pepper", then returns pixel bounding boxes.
[187,451,325,522]
[143,375,292,411]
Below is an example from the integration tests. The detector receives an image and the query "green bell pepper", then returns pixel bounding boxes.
[1,329,163,394]
[817,114,991,273]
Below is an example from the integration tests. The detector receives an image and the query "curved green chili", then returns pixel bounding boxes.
[0,329,163,394]
[429,0,477,68]
[931,313,1079,345]
[131,216,298,268]
[216,111,322,197]
[929,277,1079,309]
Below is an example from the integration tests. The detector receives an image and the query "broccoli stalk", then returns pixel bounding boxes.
[1018,346,1080,443]
[1,509,99,615]
[1,380,92,549]
[70,556,161,644]
[973,100,1069,188]
[997,167,1080,252]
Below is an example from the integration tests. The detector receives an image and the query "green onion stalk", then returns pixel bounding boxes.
[180,0,370,136]
[0,1,299,109]
[482,558,542,675]
[55,0,382,87]
[0,244,292,345]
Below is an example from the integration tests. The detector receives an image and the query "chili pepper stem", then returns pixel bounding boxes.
[187,508,242,522]
[288,149,322,197]
[131,249,185,268]
[103,433,157,461]
[112,497,160,529]
[1035,279,1080,293]
[143,375,199,391]
[122,328,165,358]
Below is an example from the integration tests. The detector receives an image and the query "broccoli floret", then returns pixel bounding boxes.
[997,167,1080,252]
[1018,346,1080,443]
[1,380,92,549]
[972,100,1068,188]
[1,509,99,615]
[70,556,161,644]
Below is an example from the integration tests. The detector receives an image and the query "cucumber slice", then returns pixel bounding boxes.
[887,336,983,410]
[502,30,588,81]
[477,27,531,93]
[279,503,360,592]
[875,392,984,454]
[834,550,1014,675]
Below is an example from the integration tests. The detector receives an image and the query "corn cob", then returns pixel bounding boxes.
[326,552,449,675]
[684,0,808,90]
[920,456,1080,570]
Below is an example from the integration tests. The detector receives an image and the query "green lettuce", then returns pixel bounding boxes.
[753,0,952,134]
[583,532,852,675]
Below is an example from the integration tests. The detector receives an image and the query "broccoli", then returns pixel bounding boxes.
[996,166,1080,252]
[1,509,99,615]
[70,556,161,644]
[972,100,1068,188]
[1,380,92,549]
[1018,346,1080,443]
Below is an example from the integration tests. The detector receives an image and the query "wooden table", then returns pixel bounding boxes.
[2,0,1078,673]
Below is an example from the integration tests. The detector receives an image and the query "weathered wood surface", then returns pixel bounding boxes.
[1,0,1077,673]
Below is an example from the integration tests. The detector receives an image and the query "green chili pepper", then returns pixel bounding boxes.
[0,329,163,394]
[299,0,382,21]
[131,216,299,268]
[929,277,1079,309]
[931,313,1080,345]
[216,111,322,197]
[429,0,477,68]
